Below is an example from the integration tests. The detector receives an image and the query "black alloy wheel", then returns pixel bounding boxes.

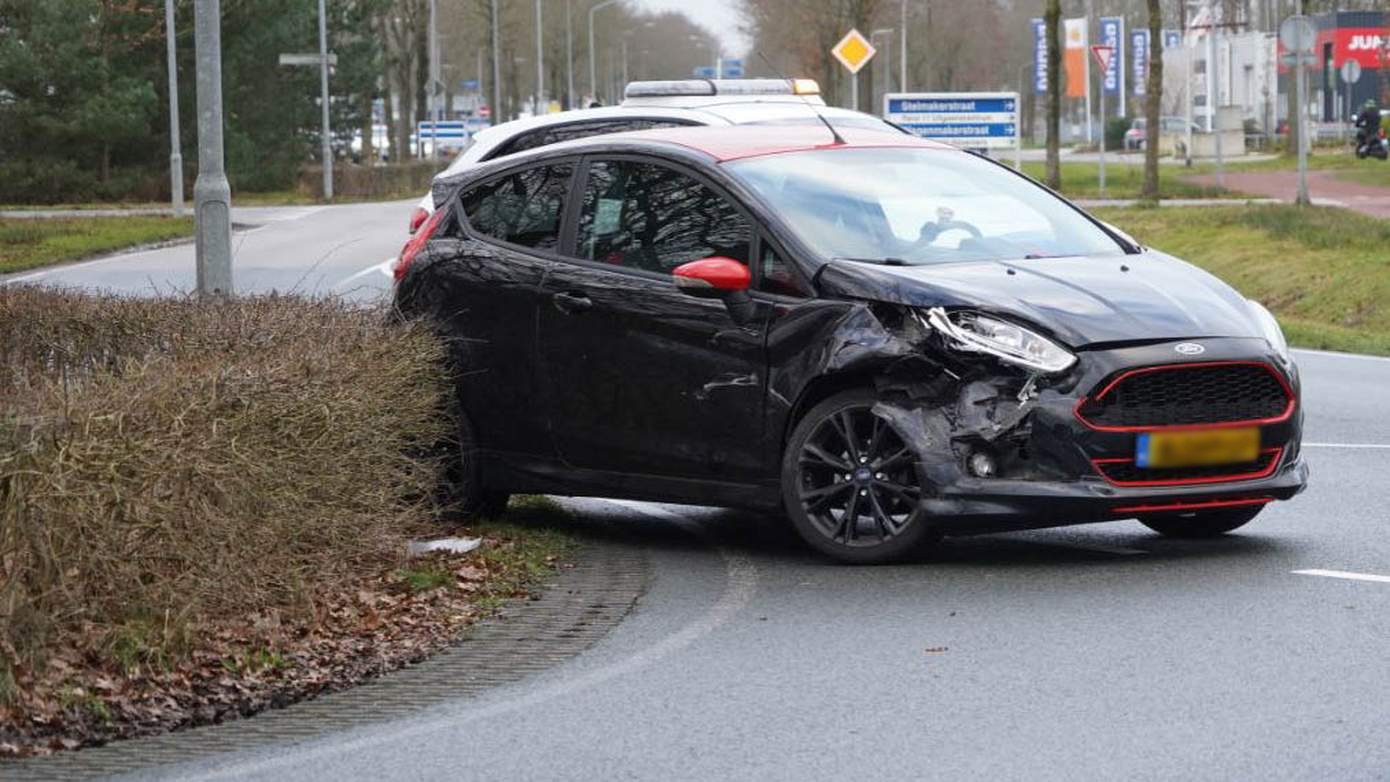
[782,388,938,564]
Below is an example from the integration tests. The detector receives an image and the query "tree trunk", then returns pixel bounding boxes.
[1142,0,1164,199]
[1045,0,1061,189]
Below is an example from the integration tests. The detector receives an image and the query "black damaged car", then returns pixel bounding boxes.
[393,124,1306,563]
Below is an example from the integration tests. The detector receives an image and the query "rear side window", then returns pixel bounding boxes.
[489,119,696,158]
[461,162,574,250]
[575,159,752,274]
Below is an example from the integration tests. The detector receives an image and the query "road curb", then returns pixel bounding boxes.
[5,540,650,781]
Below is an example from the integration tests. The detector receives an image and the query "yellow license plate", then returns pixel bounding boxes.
[1137,428,1260,469]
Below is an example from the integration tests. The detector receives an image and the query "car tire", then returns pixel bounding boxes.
[448,406,511,519]
[781,388,939,564]
[1138,505,1264,538]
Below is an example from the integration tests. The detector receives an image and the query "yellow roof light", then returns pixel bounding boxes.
[791,79,821,96]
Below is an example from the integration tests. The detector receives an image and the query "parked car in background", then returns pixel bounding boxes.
[404,79,903,234]
[1124,116,1201,151]
[394,124,1306,564]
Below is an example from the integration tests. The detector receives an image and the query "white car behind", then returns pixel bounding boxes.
[406,79,903,234]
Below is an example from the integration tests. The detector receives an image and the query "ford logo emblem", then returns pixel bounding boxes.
[1174,342,1206,355]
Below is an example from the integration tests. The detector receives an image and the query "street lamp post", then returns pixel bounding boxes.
[566,0,575,109]
[163,0,183,215]
[872,28,894,111]
[900,0,908,92]
[317,0,332,198]
[535,0,545,114]
[491,0,501,121]
[192,0,231,296]
[589,0,618,106]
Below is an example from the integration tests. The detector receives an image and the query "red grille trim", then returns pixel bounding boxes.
[1092,447,1283,487]
[1074,360,1295,432]
[1112,497,1274,514]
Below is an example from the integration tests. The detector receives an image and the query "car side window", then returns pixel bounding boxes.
[460,162,574,250]
[575,159,752,274]
[757,241,807,297]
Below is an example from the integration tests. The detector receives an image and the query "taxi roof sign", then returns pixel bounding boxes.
[831,28,876,74]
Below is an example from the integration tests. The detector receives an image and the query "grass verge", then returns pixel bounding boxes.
[1094,203,1390,355]
[1020,161,1233,200]
[0,216,194,275]
[0,289,574,756]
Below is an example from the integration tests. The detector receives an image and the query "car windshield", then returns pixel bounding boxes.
[727,147,1126,265]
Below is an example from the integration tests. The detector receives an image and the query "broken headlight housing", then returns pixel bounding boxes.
[923,308,1077,375]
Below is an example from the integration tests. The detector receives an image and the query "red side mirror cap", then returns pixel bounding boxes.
[672,257,750,295]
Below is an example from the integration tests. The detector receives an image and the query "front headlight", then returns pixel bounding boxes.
[1247,299,1290,361]
[923,307,1077,374]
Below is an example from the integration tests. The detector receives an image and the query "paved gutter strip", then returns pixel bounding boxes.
[6,541,650,781]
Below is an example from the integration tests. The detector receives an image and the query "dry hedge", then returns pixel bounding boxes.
[0,287,452,681]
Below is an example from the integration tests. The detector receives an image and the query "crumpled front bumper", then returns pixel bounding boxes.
[893,337,1309,536]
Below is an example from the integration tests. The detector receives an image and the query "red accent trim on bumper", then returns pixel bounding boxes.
[1092,447,1282,487]
[1074,360,1296,432]
[1111,496,1274,515]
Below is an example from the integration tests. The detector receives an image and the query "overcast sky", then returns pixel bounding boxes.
[635,0,750,56]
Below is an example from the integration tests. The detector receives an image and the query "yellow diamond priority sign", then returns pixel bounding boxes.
[832,28,876,74]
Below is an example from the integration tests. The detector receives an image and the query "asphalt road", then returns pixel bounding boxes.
[0,201,413,302]
[12,202,1390,779]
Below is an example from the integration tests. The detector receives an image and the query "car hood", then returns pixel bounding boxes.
[815,250,1263,348]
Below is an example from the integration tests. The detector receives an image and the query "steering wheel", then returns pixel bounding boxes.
[913,207,983,252]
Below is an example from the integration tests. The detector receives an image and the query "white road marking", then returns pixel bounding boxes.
[332,256,396,290]
[1293,569,1390,585]
[1292,347,1390,364]
[1303,442,1390,450]
[183,498,758,781]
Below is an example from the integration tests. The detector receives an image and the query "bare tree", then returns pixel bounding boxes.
[1142,0,1163,199]
[1045,0,1061,189]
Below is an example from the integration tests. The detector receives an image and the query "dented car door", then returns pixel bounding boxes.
[537,156,767,481]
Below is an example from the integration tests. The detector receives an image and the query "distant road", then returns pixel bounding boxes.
[1,200,414,303]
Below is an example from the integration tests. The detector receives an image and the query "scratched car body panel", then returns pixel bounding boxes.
[394,124,1306,564]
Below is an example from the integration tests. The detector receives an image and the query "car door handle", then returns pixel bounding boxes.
[552,292,593,314]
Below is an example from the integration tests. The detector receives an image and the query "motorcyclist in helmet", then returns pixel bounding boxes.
[1355,99,1381,155]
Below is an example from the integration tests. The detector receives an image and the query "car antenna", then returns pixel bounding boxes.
[755,51,845,146]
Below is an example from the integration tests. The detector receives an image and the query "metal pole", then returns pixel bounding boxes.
[164,0,183,216]
[900,0,907,92]
[621,38,628,87]
[535,0,544,114]
[193,0,231,296]
[1295,0,1309,205]
[1099,79,1106,194]
[428,0,438,122]
[1084,0,1093,144]
[851,72,859,112]
[317,0,333,198]
[1209,0,1223,188]
[589,0,617,107]
[566,0,574,109]
[491,0,501,119]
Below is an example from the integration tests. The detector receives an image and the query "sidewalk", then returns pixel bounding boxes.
[1185,169,1390,218]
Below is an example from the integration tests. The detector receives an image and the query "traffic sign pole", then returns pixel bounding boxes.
[1281,13,1315,206]
[1091,46,1115,196]
[317,0,332,199]
[164,0,183,216]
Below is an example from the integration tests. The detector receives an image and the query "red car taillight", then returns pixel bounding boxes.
[408,206,430,234]
[394,209,445,283]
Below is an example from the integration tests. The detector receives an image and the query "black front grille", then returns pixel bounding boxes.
[1095,449,1280,485]
[1078,363,1290,428]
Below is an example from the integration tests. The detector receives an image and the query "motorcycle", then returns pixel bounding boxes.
[1355,126,1389,160]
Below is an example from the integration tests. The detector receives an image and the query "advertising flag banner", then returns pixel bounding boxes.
[1100,16,1124,98]
[1032,18,1048,95]
[1064,18,1087,98]
[1132,29,1150,97]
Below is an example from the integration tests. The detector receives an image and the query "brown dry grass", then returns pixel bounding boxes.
[0,288,452,691]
